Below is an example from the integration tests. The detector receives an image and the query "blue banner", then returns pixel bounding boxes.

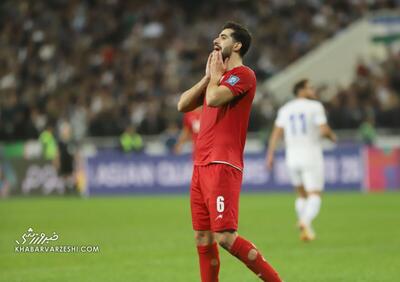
[86,152,192,195]
[86,145,363,195]
[243,146,364,192]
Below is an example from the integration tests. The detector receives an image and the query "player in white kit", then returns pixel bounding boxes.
[266,79,336,241]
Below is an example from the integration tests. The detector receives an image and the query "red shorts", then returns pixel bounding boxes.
[190,163,242,232]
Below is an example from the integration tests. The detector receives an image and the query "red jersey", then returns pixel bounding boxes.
[194,65,256,170]
[183,110,201,144]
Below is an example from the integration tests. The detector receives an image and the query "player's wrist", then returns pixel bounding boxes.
[203,75,211,81]
[209,75,220,85]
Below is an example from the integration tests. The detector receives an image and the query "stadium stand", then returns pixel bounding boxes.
[0,0,399,142]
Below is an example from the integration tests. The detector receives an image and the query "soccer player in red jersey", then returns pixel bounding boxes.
[177,22,282,282]
[174,107,201,156]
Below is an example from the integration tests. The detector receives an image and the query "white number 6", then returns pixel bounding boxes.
[216,196,225,212]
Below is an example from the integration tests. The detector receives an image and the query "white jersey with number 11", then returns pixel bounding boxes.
[275,98,327,167]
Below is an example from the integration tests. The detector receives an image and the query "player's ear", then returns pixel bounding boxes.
[233,42,242,53]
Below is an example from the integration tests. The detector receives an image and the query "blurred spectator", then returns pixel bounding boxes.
[164,122,180,153]
[119,125,144,153]
[326,50,400,129]
[0,0,398,142]
[359,117,377,146]
[39,123,57,160]
[55,120,76,194]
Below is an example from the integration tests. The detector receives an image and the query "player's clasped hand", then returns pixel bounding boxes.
[205,52,213,78]
[209,50,228,81]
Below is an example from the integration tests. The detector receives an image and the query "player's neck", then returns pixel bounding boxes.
[226,54,243,71]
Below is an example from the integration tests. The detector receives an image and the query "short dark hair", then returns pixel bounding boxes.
[222,22,252,57]
[293,79,308,96]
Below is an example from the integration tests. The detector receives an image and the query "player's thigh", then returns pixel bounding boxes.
[287,165,302,187]
[302,165,324,192]
[190,166,211,231]
[201,164,242,232]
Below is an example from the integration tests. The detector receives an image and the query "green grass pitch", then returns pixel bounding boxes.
[1,192,399,282]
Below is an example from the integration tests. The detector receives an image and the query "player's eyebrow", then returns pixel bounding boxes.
[219,33,229,39]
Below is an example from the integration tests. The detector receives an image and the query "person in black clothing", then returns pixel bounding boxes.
[55,121,76,194]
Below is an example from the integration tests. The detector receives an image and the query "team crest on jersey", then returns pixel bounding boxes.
[226,75,240,86]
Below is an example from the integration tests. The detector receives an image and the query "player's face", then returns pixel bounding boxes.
[304,82,317,99]
[213,29,235,60]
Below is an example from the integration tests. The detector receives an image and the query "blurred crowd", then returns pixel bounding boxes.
[327,51,400,129]
[0,0,399,142]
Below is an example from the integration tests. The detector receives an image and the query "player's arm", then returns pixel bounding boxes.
[173,127,191,154]
[206,51,235,107]
[206,84,234,107]
[177,53,213,112]
[177,77,208,112]
[320,124,337,143]
[266,125,284,170]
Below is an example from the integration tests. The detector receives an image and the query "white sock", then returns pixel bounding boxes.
[302,194,321,227]
[295,197,306,220]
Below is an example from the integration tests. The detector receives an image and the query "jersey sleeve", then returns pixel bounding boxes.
[275,108,285,128]
[313,103,327,125]
[220,68,255,97]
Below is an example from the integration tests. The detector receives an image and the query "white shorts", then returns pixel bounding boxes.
[287,164,324,192]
